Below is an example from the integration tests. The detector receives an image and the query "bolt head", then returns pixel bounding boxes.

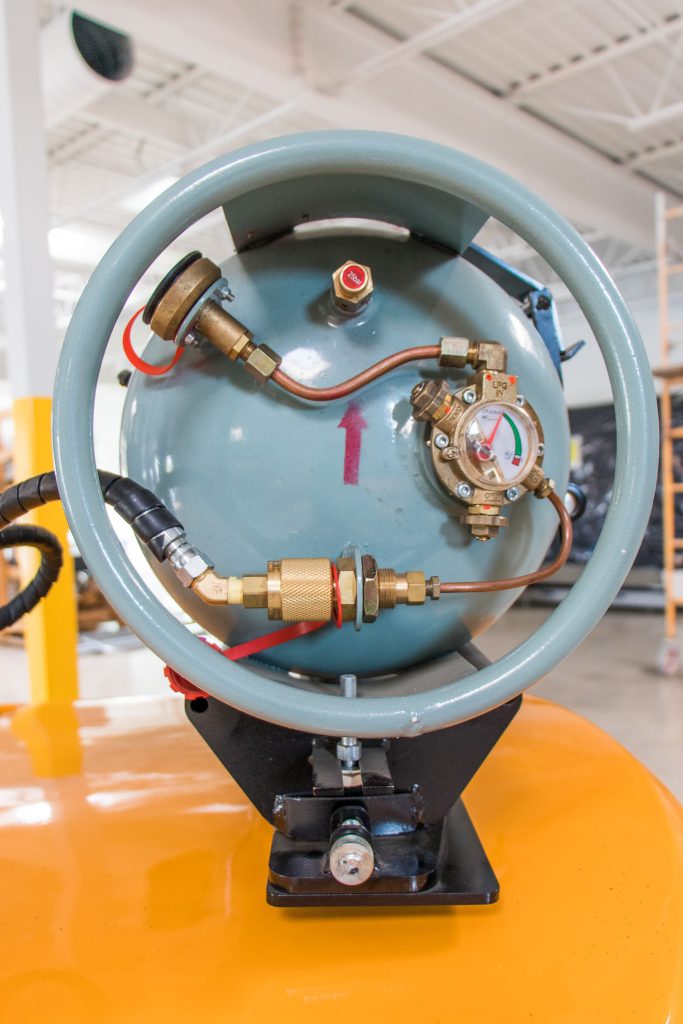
[506,487,520,501]
[538,443,545,456]
[329,834,374,886]
[456,482,473,499]
[434,432,449,449]
[516,394,525,406]
[443,447,458,460]
[463,388,477,405]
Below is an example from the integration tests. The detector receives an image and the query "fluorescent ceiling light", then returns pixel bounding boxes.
[120,175,179,214]
[48,226,113,266]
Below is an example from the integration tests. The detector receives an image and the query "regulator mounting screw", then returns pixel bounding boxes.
[463,388,477,405]
[456,482,473,499]
[506,487,520,501]
[434,433,449,449]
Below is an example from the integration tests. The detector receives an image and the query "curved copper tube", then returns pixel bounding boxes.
[271,345,440,402]
[440,491,572,593]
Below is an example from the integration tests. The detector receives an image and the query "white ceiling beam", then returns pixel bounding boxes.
[307,5,660,250]
[318,0,526,92]
[628,98,683,133]
[628,138,683,168]
[52,96,304,228]
[507,15,683,97]
[69,0,660,251]
[83,92,194,148]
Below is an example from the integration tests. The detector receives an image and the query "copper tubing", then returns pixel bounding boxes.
[440,491,572,593]
[271,345,440,402]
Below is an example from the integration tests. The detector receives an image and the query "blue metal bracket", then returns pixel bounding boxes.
[463,243,585,379]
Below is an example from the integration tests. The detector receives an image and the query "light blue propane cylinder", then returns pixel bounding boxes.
[121,226,569,682]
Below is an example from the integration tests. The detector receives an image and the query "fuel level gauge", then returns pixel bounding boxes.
[460,401,540,489]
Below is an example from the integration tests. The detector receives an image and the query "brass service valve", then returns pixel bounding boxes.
[143,252,282,385]
[184,555,440,625]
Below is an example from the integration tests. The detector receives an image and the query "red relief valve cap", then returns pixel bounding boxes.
[332,259,374,313]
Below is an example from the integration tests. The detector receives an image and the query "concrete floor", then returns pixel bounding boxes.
[2,606,682,799]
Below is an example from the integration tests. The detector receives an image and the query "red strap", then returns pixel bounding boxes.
[123,306,184,376]
[225,620,327,660]
[164,623,327,698]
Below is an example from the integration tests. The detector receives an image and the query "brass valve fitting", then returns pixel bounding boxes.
[331,260,374,314]
[438,337,507,373]
[143,251,282,384]
[190,555,440,624]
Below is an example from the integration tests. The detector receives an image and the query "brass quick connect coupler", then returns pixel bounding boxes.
[143,251,281,384]
[175,554,440,625]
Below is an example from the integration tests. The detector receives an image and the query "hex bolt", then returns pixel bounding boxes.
[329,831,375,886]
[434,433,449,449]
[218,283,234,302]
[340,673,357,699]
[516,394,525,406]
[456,482,473,499]
[337,675,361,766]
[463,388,477,405]
[506,487,520,501]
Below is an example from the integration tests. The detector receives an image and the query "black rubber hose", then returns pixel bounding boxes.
[0,470,184,631]
[0,524,63,631]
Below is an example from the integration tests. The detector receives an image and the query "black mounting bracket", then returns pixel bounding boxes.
[185,692,521,908]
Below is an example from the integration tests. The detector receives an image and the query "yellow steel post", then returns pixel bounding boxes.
[12,397,78,703]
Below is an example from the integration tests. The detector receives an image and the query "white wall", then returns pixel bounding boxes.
[559,277,676,409]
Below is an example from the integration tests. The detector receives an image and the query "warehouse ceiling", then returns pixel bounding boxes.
[3,0,683,380]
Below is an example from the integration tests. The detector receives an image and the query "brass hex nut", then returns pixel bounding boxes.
[459,509,508,541]
[332,261,373,308]
[405,571,426,605]
[410,379,452,423]
[438,336,472,368]
[242,575,268,608]
[335,565,358,618]
[361,554,379,623]
[243,344,282,383]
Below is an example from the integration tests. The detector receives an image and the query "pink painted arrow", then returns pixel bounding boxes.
[338,402,368,485]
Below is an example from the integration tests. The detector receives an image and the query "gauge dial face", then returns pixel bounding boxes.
[459,401,539,488]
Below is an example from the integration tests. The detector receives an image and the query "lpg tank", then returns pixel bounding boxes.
[122,226,569,680]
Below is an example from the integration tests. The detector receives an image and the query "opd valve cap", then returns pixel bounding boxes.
[331,259,373,313]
